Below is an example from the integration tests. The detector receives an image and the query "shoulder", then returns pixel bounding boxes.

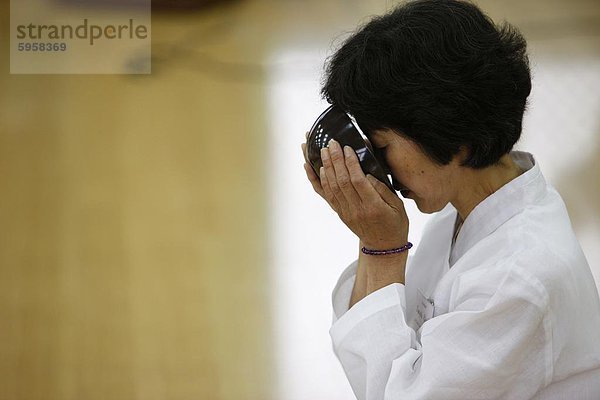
[451,187,592,311]
[461,182,584,273]
[449,257,550,313]
[498,186,587,283]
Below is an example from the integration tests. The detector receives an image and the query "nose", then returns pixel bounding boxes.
[392,176,409,192]
[372,148,389,170]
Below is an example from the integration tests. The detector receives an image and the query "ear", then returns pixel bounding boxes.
[453,145,470,166]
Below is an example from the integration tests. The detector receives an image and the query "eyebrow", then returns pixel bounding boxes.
[368,132,384,145]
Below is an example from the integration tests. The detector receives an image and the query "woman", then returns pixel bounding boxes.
[301,1,600,399]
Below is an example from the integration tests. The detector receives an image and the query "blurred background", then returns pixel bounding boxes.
[0,0,599,399]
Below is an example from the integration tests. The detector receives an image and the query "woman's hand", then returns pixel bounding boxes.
[301,136,409,250]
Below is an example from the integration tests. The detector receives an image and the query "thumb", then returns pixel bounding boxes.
[367,175,401,205]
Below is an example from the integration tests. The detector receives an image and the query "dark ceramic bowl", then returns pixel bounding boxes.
[306,105,394,192]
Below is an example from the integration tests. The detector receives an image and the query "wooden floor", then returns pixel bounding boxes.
[0,0,598,399]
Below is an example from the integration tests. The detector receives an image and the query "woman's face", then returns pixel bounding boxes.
[369,129,461,214]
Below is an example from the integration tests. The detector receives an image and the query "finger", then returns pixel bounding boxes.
[366,175,401,205]
[321,146,349,211]
[303,162,325,198]
[328,140,362,206]
[319,166,341,211]
[301,142,327,199]
[301,142,309,164]
[342,145,382,203]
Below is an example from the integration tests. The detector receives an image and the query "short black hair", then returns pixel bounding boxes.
[321,0,531,168]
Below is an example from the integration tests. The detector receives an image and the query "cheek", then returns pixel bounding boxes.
[408,172,449,201]
[409,177,450,213]
[388,158,419,182]
[395,165,432,191]
[387,154,449,196]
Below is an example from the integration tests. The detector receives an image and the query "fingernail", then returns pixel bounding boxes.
[320,167,325,176]
[320,147,329,160]
[343,146,353,156]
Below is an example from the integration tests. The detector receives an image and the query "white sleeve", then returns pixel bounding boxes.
[331,259,359,324]
[329,263,552,400]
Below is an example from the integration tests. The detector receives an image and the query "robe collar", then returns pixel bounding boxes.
[449,151,547,266]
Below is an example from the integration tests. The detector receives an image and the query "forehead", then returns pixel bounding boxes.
[370,129,420,152]
[370,128,399,142]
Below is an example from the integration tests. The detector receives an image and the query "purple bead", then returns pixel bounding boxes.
[361,242,413,256]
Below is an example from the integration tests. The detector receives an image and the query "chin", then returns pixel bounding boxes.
[414,198,448,214]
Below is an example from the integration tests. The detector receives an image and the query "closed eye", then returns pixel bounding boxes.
[373,146,391,173]
[374,146,387,155]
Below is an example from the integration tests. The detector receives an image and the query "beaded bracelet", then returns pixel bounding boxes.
[361,242,413,256]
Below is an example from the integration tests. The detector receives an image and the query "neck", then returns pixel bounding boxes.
[451,154,523,221]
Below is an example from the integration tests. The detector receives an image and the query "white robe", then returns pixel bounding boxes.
[330,152,600,399]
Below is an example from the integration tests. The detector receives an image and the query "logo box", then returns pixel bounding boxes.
[10,0,151,74]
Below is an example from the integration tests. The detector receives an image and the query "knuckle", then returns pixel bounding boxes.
[328,179,339,191]
[350,173,363,185]
[338,204,348,215]
[330,152,343,163]
[333,201,344,213]
[337,176,351,189]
